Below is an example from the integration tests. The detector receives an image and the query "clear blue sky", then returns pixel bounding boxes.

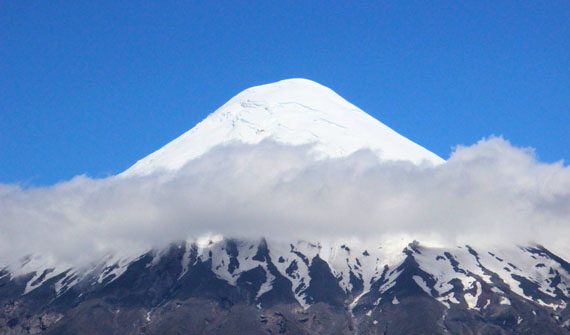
[1,1,569,185]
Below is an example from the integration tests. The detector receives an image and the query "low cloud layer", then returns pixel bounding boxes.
[1,137,570,268]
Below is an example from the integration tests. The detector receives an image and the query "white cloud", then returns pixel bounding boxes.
[1,137,570,268]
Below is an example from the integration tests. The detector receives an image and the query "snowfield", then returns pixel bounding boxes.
[122,79,444,177]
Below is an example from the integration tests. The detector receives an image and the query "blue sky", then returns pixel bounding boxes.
[1,1,568,185]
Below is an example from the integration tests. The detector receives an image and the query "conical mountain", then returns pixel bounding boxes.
[122,78,444,177]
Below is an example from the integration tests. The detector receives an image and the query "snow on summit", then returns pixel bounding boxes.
[122,79,444,176]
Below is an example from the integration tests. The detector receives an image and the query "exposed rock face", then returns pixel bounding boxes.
[1,239,569,334]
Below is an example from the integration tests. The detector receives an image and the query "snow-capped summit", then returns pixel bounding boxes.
[122,78,444,177]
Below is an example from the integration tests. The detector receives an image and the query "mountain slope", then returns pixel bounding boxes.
[122,79,444,177]
[1,239,569,334]
[3,80,568,334]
